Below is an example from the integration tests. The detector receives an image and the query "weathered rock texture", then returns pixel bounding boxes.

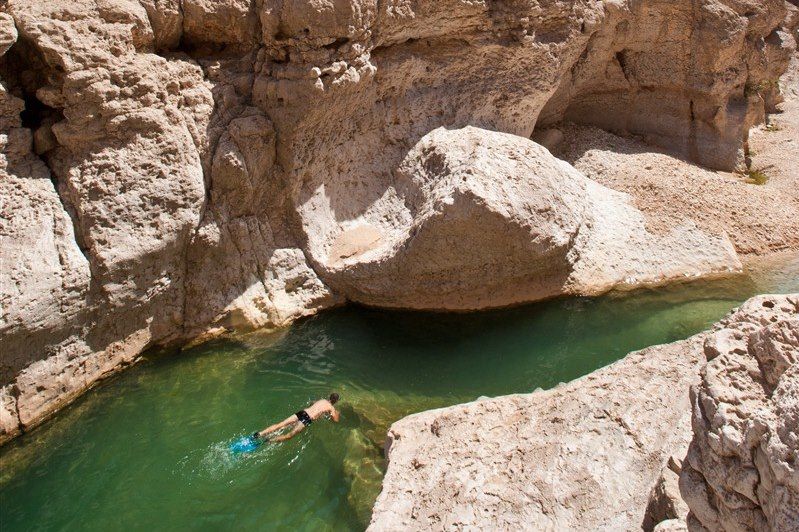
[318,126,740,310]
[368,294,799,531]
[536,0,797,170]
[0,1,795,442]
[369,327,706,530]
[680,294,799,531]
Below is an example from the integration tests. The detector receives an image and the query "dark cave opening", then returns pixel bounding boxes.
[0,33,64,138]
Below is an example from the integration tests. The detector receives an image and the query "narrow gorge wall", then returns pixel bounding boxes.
[0,1,796,442]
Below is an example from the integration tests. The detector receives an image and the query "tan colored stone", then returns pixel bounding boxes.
[0,386,20,442]
[310,126,740,310]
[654,519,689,532]
[680,294,799,531]
[369,294,799,531]
[538,0,795,171]
[0,13,17,57]
[0,0,796,444]
[370,332,708,530]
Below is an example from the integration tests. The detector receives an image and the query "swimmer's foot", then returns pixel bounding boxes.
[252,432,271,443]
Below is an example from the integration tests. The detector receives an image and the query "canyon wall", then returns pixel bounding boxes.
[0,1,795,441]
[368,294,799,531]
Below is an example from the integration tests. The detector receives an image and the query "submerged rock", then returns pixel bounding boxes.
[368,294,799,531]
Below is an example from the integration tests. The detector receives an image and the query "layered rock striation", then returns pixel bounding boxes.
[368,294,799,531]
[0,1,795,441]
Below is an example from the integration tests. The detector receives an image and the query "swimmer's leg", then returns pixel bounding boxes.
[257,415,298,439]
[270,422,305,443]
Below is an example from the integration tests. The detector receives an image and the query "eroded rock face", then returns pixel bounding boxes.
[0,0,339,442]
[0,0,795,442]
[537,0,797,170]
[680,294,799,531]
[368,294,799,531]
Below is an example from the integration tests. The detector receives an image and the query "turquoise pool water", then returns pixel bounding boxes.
[1,255,797,531]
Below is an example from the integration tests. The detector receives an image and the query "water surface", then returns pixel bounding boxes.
[2,255,797,531]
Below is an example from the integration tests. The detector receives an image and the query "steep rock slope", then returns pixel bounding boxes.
[368,294,799,531]
[0,1,795,441]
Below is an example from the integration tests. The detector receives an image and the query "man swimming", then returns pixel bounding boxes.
[253,393,340,443]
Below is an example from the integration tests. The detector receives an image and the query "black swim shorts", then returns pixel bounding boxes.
[295,410,313,426]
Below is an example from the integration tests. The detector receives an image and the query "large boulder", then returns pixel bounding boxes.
[680,295,799,531]
[309,126,740,310]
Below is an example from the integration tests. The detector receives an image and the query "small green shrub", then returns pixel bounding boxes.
[764,122,782,132]
[746,168,769,185]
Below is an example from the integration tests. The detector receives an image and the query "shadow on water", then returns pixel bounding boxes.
[1,253,797,531]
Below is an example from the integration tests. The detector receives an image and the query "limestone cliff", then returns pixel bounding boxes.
[0,1,795,442]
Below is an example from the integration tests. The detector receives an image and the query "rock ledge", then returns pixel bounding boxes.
[369,294,799,531]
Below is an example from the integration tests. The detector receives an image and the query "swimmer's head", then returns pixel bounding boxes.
[329,393,340,405]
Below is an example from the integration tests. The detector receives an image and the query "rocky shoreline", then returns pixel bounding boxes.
[1,0,798,456]
[1,2,798,529]
[369,294,799,531]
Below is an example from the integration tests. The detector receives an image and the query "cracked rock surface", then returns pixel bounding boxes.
[680,294,799,531]
[370,329,707,530]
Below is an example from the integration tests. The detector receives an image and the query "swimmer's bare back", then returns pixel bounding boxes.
[304,399,340,422]
[254,393,341,443]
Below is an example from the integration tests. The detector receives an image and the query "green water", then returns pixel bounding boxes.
[2,256,798,531]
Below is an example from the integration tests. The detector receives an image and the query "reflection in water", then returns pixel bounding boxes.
[1,254,798,531]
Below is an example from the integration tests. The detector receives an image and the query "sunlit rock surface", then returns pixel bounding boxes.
[0,0,795,441]
[369,294,799,531]
[314,126,740,310]
[680,294,799,531]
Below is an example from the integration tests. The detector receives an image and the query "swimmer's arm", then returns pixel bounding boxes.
[331,408,340,422]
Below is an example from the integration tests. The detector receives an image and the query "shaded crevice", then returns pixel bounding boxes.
[1,35,64,156]
[688,99,700,163]
[18,92,57,131]
[0,34,91,267]
[323,37,350,50]
[615,50,632,83]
